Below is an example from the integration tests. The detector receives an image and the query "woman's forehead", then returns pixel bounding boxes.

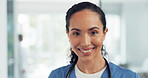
[69,9,103,30]
[70,9,100,20]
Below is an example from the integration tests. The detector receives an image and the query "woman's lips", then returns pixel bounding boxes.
[77,47,95,55]
[80,48,93,53]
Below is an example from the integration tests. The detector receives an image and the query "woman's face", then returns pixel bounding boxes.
[67,9,108,61]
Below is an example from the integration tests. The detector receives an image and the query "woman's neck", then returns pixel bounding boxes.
[76,56,106,74]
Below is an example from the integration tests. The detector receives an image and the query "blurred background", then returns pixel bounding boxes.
[0,0,148,78]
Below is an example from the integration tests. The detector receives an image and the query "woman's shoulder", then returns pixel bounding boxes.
[109,62,140,78]
[52,64,72,72]
[48,64,72,78]
[109,62,131,72]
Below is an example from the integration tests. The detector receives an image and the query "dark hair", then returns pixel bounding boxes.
[66,2,107,64]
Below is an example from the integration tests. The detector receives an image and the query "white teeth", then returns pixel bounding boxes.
[81,49,93,53]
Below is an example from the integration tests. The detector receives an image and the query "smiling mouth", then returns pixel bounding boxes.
[77,47,95,53]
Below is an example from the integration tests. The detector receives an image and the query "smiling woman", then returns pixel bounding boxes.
[48,2,140,78]
[67,9,108,64]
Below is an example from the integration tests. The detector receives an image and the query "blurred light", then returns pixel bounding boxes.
[18,13,28,24]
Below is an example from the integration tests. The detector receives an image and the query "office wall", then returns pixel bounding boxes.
[122,3,148,67]
[0,0,8,78]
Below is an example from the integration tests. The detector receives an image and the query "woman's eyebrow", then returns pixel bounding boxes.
[71,28,81,31]
[88,27,100,31]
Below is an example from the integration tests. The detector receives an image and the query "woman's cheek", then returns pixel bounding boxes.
[70,38,78,48]
[93,37,103,46]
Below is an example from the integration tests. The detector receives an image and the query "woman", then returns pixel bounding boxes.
[49,2,140,78]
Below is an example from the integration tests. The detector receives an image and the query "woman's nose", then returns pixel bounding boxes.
[80,34,91,46]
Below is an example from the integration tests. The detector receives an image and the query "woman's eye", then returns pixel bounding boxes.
[73,32,80,36]
[90,31,97,35]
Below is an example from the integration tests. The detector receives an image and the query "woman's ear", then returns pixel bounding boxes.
[66,30,69,38]
[103,28,108,40]
[66,31,71,42]
[104,28,108,36]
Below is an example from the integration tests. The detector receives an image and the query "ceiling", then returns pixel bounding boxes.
[16,0,148,14]
[16,0,148,3]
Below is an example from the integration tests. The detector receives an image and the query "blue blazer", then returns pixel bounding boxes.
[49,62,140,78]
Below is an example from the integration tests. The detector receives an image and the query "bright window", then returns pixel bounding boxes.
[17,13,69,78]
